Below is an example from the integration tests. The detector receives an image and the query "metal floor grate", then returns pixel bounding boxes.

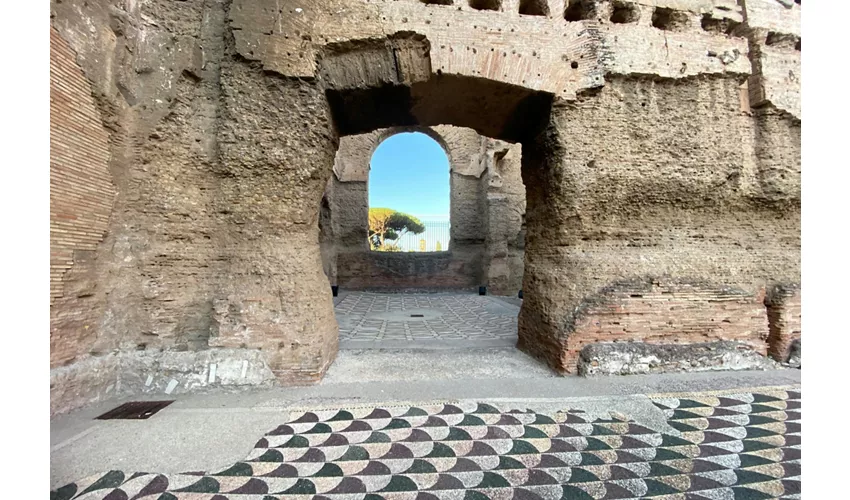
[95,400,175,420]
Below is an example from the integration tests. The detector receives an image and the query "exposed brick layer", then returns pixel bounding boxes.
[562,280,770,373]
[49,26,114,367]
[765,285,801,362]
[337,249,482,290]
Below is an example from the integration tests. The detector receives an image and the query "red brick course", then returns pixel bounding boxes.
[50,26,115,367]
[560,280,770,373]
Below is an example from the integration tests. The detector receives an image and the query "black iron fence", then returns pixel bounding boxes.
[379,220,450,252]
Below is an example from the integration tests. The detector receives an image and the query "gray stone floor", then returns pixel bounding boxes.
[335,292,519,349]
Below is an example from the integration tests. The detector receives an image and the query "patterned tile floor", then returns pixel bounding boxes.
[335,293,519,345]
[52,387,800,499]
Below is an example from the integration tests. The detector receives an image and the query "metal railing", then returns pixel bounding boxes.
[379,220,451,252]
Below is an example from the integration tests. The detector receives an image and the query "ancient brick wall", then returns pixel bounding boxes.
[48,0,802,414]
[50,0,243,415]
[566,280,770,373]
[49,26,115,367]
[337,249,484,290]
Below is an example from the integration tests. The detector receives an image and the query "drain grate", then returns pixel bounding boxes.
[95,400,175,420]
[410,314,424,318]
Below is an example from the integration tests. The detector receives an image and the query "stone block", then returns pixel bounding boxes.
[578,340,778,376]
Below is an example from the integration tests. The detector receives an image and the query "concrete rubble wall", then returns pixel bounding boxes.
[51,0,236,414]
[323,125,526,292]
[518,74,800,373]
[50,0,801,414]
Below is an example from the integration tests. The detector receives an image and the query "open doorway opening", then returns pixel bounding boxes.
[320,124,527,353]
[368,132,450,252]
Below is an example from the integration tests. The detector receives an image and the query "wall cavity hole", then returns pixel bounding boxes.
[700,14,741,35]
[410,314,425,318]
[766,31,801,50]
[652,7,690,31]
[610,2,640,24]
[564,0,595,21]
[519,0,549,16]
[570,61,579,69]
[469,0,500,10]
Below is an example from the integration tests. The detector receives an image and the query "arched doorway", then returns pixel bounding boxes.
[368,131,450,253]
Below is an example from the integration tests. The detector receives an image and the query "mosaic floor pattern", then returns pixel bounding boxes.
[334,293,518,343]
[51,387,801,500]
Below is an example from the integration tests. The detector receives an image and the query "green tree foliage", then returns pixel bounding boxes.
[369,208,425,251]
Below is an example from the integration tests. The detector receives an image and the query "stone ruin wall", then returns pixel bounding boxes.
[49,0,801,415]
[321,126,525,295]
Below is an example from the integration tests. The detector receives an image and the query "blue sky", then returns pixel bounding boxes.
[368,132,450,219]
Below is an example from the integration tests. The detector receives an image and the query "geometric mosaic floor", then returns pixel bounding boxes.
[335,293,518,344]
[51,387,800,499]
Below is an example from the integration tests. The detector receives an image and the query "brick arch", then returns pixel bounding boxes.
[230,0,607,99]
[47,0,802,415]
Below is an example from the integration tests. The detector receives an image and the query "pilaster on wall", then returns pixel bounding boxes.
[482,140,526,296]
[213,60,340,383]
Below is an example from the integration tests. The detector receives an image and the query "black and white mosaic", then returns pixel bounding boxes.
[51,387,801,499]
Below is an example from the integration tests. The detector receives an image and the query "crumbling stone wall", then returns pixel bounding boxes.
[519,74,800,373]
[50,0,801,413]
[49,0,252,415]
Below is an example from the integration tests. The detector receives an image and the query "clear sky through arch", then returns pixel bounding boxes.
[368,132,450,220]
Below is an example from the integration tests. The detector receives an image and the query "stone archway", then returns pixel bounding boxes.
[49,0,801,414]
[215,21,799,381]
[321,124,525,292]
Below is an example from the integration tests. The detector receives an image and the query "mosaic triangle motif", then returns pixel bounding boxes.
[52,388,801,499]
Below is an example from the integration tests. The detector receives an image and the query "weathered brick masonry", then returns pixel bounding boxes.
[49,26,115,367]
[765,284,801,362]
[564,280,770,373]
[49,0,801,414]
